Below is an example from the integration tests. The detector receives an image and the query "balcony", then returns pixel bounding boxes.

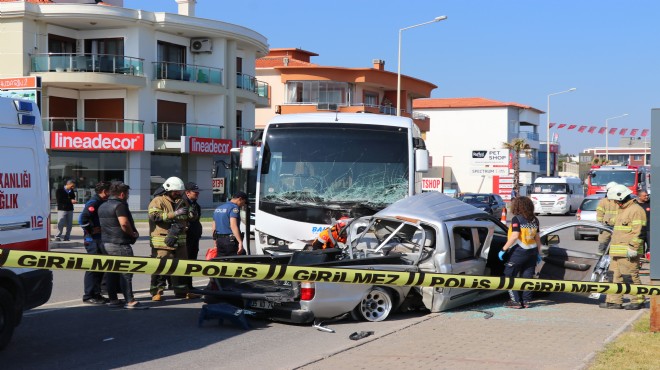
[236,72,269,106]
[30,54,146,89]
[43,117,144,133]
[153,121,225,152]
[515,131,540,149]
[152,62,225,95]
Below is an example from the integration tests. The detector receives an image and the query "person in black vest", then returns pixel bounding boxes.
[98,182,147,309]
[636,191,651,256]
[55,180,77,241]
[79,181,111,304]
[181,182,203,293]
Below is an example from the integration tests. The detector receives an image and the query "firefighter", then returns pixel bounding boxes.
[310,218,351,250]
[148,176,199,301]
[596,181,619,254]
[599,184,647,310]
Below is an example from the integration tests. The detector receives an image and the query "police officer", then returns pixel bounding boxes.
[596,181,619,254]
[182,182,202,292]
[79,180,111,304]
[599,184,647,310]
[212,191,247,256]
[148,176,198,300]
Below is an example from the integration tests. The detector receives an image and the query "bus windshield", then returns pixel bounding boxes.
[590,170,636,186]
[532,183,568,194]
[259,123,409,223]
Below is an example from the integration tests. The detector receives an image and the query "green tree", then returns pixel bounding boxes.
[502,138,532,197]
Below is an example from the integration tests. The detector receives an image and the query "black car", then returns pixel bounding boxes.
[458,193,507,216]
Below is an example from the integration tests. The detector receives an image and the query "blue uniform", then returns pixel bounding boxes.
[213,202,241,256]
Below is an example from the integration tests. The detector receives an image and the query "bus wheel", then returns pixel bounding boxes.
[0,287,17,350]
[565,206,573,216]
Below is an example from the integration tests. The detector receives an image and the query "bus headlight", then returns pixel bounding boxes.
[258,231,292,247]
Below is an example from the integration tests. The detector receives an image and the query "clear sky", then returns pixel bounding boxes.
[125,0,658,154]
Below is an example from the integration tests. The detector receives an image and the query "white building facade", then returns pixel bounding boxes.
[0,0,269,210]
[414,98,543,198]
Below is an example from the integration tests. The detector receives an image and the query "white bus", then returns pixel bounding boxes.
[530,176,584,215]
[243,113,429,254]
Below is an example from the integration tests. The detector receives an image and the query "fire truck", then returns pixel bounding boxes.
[586,165,650,196]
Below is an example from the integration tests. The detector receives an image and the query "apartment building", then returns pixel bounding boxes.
[255,48,436,130]
[413,97,543,197]
[0,0,269,209]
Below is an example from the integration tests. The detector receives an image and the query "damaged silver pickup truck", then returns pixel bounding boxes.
[197,192,611,324]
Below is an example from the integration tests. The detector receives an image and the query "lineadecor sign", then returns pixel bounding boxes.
[185,137,232,155]
[51,132,144,151]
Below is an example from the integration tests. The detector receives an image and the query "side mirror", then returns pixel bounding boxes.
[415,149,429,173]
[241,146,257,170]
[541,234,560,246]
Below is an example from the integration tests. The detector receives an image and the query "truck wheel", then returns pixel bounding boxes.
[0,287,17,350]
[351,287,393,322]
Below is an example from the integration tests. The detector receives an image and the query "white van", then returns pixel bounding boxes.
[0,97,52,350]
[530,176,584,215]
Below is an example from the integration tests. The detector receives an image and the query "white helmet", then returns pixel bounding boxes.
[605,181,618,190]
[607,184,632,202]
[162,176,185,191]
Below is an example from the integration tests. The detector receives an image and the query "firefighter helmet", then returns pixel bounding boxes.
[607,184,632,202]
[162,176,185,191]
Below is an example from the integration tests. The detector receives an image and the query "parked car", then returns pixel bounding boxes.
[457,193,506,216]
[198,192,611,327]
[574,194,606,240]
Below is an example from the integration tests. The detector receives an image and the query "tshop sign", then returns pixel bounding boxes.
[189,137,232,155]
[51,132,144,151]
[421,178,443,192]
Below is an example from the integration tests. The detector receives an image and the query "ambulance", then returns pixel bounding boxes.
[0,97,52,350]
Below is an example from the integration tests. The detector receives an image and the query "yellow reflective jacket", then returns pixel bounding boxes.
[148,195,190,250]
[596,197,618,225]
[609,199,647,257]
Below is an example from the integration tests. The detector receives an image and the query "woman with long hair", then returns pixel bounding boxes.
[498,196,541,308]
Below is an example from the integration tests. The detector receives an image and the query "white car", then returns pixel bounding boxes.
[574,194,606,240]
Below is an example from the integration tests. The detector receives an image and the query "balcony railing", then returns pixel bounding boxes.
[350,103,398,115]
[43,117,144,133]
[153,122,224,141]
[517,131,540,141]
[31,53,143,76]
[236,73,269,98]
[152,61,222,85]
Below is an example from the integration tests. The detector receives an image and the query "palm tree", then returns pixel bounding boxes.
[502,138,532,197]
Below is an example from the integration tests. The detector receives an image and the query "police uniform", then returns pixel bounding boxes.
[212,201,241,256]
[596,197,619,252]
[605,198,647,307]
[79,193,107,302]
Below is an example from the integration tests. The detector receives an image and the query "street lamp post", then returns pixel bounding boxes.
[546,88,576,176]
[397,15,447,117]
[605,113,629,162]
[442,155,453,191]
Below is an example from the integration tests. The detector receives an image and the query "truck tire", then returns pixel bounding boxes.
[351,287,393,322]
[0,286,17,351]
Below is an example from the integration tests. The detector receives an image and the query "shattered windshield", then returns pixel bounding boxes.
[259,123,409,223]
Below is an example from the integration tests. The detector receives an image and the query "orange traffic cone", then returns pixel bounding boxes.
[500,207,507,223]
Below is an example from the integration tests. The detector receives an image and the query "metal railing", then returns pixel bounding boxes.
[43,117,144,133]
[31,53,144,76]
[152,61,222,85]
[236,72,269,98]
[516,131,540,141]
[153,122,224,141]
[349,103,398,115]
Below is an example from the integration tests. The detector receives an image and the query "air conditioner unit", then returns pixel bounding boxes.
[191,38,212,53]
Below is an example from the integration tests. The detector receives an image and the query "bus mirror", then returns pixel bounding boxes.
[415,149,429,173]
[241,146,257,170]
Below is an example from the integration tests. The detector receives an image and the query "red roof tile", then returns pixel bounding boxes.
[256,56,317,68]
[413,97,543,113]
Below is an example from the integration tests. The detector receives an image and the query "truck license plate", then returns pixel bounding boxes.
[249,300,273,310]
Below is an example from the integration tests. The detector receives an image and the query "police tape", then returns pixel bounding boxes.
[1,249,658,296]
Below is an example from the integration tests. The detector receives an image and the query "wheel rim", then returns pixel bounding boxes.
[358,289,392,322]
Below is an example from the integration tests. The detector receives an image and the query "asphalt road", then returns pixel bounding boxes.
[2,215,590,369]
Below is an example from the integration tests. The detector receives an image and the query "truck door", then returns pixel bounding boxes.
[431,221,494,312]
